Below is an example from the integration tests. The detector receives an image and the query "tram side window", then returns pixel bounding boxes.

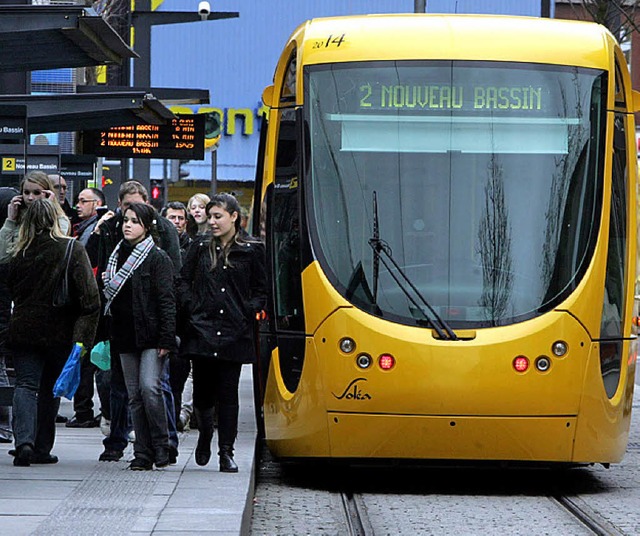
[272,110,304,331]
[599,111,628,398]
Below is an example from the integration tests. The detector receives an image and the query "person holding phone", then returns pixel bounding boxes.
[0,171,70,264]
[72,188,106,247]
[7,199,100,466]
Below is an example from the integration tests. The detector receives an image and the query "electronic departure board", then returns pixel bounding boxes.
[82,114,205,160]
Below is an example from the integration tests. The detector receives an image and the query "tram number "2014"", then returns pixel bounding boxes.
[312,34,346,49]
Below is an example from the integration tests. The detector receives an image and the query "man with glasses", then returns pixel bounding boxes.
[48,173,76,222]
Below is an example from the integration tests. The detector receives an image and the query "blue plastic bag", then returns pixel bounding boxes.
[53,343,83,400]
[90,340,111,371]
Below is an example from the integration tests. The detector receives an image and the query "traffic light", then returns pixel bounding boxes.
[150,179,165,210]
[204,111,221,149]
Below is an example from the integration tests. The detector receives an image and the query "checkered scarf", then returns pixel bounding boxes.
[103,236,154,314]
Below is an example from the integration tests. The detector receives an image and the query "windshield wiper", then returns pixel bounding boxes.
[371,191,381,303]
[369,192,458,341]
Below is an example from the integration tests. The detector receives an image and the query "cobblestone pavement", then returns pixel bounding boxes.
[250,380,640,535]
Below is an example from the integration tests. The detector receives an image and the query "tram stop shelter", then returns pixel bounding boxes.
[0,3,209,404]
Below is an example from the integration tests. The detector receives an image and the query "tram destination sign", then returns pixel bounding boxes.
[82,114,205,160]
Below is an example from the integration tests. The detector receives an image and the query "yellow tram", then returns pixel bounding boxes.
[252,14,639,464]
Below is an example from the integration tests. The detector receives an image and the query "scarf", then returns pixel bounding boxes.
[103,235,155,313]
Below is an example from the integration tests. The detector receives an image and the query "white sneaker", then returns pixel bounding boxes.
[100,417,110,437]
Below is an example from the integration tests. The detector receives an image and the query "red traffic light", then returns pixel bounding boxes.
[151,186,161,200]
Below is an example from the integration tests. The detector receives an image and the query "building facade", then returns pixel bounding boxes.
[149,0,548,190]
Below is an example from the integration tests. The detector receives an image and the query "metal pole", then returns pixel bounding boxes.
[210,149,217,197]
[540,0,551,18]
[414,0,426,13]
[132,0,152,194]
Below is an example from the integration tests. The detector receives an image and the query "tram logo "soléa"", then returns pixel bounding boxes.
[332,378,372,400]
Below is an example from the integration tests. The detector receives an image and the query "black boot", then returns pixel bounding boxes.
[13,444,34,467]
[194,408,214,466]
[219,445,238,473]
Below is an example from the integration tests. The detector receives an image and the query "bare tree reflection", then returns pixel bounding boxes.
[477,155,513,324]
[541,72,585,296]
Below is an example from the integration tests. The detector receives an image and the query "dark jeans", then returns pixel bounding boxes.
[192,358,242,448]
[95,368,111,421]
[12,346,67,455]
[169,354,190,424]
[0,353,12,441]
[161,357,178,451]
[73,353,110,421]
[103,342,131,453]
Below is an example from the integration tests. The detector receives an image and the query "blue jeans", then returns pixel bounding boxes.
[120,349,169,462]
[12,347,67,455]
[161,358,178,452]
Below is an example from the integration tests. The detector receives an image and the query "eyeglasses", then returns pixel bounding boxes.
[77,199,97,205]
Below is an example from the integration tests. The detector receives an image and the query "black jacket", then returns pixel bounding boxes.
[85,210,181,342]
[8,235,100,353]
[110,245,177,353]
[178,236,267,363]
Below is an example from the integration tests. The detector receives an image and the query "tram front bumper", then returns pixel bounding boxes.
[327,412,578,462]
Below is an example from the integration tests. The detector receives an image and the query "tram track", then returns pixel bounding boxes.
[553,494,625,536]
[341,492,369,536]
[251,443,638,535]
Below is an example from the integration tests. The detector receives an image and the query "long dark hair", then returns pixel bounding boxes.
[207,193,251,269]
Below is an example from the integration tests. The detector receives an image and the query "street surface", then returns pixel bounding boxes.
[250,368,640,535]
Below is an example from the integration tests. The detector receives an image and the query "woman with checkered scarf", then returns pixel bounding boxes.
[103,202,176,471]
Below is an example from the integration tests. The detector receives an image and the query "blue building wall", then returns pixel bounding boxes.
[150,0,546,183]
[426,0,552,16]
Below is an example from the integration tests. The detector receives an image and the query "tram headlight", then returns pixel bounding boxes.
[535,356,551,372]
[339,337,356,354]
[378,353,395,370]
[551,341,568,357]
[513,355,529,373]
[356,353,372,369]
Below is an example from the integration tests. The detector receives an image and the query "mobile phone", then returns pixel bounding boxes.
[96,206,109,217]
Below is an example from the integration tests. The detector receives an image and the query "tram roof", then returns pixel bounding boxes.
[290,15,615,70]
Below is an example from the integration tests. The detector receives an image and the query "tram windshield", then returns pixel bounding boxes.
[306,61,605,327]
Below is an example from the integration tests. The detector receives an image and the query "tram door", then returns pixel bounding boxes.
[269,108,306,394]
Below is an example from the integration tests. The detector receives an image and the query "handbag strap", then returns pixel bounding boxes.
[61,238,74,279]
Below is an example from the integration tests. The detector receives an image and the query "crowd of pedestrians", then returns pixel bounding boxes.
[0,172,266,473]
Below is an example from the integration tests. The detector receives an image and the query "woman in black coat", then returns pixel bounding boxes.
[179,193,266,472]
[103,202,176,471]
[8,199,100,466]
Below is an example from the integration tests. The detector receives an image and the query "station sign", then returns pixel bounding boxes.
[0,105,27,143]
[0,105,27,187]
[0,146,59,188]
[61,154,96,182]
[82,114,205,160]
[0,145,60,175]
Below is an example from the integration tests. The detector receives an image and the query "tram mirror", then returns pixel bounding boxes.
[262,85,275,107]
[632,90,640,113]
